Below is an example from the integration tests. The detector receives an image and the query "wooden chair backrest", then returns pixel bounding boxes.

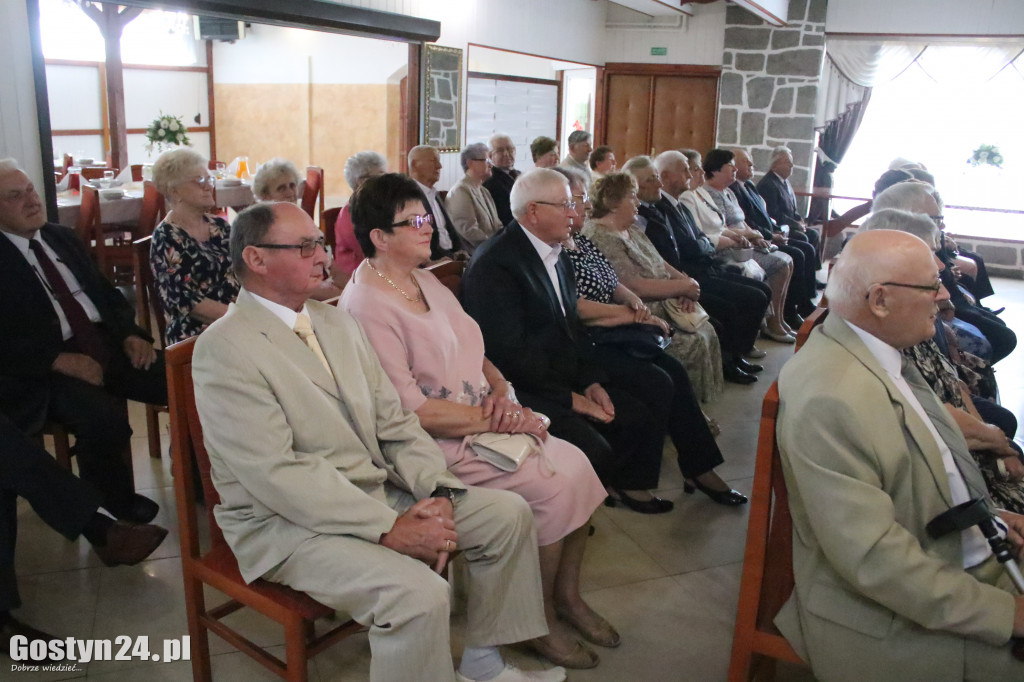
[136,181,165,239]
[132,235,168,346]
[425,259,465,298]
[301,166,324,222]
[63,153,73,173]
[321,206,342,250]
[129,164,144,182]
[166,337,225,552]
[81,167,116,181]
[794,307,828,352]
[76,184,100,239]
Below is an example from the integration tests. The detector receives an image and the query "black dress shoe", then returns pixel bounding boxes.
[735,358,764,374]
[92,521,169,566]
[784,312,805,330]
[604,489,674,514]
[723,364,757,384]
[107,494,160,524]
[0,614,60,659]
[683,480,749,506]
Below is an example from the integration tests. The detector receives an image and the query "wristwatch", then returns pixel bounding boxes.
[430,486,463,508]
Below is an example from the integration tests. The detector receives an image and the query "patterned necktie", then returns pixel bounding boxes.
[28,239,108,367]
[293,313,332,375]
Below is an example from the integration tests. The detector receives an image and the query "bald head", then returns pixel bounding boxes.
[826,230,946,349]
[408,145,442,187]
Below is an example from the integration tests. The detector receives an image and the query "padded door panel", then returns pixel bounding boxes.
[651,76,719,156]
[604,74,652,161]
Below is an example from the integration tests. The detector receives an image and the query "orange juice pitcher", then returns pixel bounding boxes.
[236,156,250,180]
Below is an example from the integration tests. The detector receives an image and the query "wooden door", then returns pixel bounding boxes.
[599,64,721,160]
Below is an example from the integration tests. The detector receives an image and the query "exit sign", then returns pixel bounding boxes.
[651,47,667,56]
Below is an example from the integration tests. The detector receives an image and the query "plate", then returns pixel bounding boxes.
[77,158,95,165]
[218,178,242,187]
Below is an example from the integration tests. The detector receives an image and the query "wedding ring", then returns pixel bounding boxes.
[513,411,522,418]
[505,411,514,417]
[445,540,454,551]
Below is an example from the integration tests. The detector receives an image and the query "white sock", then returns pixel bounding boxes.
[458,646,505,681]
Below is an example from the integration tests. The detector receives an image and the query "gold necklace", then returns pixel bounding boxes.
[365,258,422,303]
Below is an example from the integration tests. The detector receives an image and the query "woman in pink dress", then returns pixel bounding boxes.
[340,173,614,671]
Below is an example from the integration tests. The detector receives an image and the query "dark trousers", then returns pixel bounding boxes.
[959,249,994,300]
[697,272,771,356]
[518,385,667,491]
[0,346,166,513]
[593,346,723,478]
[791,227,820,266]
[955,305,1016,364]
[780,240,817,316]
[974,398,1018,440]
[0,413,102,611]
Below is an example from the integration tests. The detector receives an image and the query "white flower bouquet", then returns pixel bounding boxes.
[968,144,1003,169]
[145,113,191,153]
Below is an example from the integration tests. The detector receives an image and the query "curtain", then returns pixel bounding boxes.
[808,89,871,223]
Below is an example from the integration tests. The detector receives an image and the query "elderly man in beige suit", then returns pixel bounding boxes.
[776,229,1024,682]
[192,202,563,682]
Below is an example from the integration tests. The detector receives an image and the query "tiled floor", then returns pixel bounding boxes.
[12,278,1024,681]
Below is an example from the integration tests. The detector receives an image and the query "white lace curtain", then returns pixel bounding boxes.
[816,39,1024,128]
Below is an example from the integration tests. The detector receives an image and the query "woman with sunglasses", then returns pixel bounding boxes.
[150,148,240,343]
[341,173,614,670]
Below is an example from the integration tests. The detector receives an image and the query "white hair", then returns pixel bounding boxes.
[872,182,942,214]
[769,147,793,165]
[407,144,437,165]
[460,142,488,172]
[888,157,923,171]
[488,133,513,150]
[859,208,938,248]
[653,150,687,173]
[621,155,654,176]
[510,168,569,220]
[252,157,300,199]
[343,150,387,190]
[0,158,21,175]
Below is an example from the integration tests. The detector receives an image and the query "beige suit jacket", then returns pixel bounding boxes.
[192,289,464,583]
[775,313,1018,682]
[446,174,503,251]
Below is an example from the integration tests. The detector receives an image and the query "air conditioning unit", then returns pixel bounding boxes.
[193,16,246,42]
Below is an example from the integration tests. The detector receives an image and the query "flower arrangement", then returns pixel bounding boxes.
[145,113,191,153]
[968,144,1003,169]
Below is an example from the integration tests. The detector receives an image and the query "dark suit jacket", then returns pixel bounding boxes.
[730,179,777,238]
[482,167,520,227]
[637,202,681,271]
[0,224,149,426]
[755,171,803,230]
[461,221,606,411]
[417,188,464,260]
[653,195,718,279]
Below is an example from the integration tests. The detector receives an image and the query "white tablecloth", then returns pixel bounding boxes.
[56,181,255,229]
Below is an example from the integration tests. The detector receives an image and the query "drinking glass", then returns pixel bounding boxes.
[237,157,250,180]
[103,170,115,188]
[215,162,227,179]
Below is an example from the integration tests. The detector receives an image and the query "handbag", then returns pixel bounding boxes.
[469,432,545,472]
[661,298,710,334]
[587,323,671,360]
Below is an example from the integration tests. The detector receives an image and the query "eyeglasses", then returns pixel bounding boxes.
[190,176,215,190]
[391,213,433,230]
[254,236,326,258]
[535,200,578,212]
[571,192,589,204]
[865,280,942,299]
[929,215,945,227]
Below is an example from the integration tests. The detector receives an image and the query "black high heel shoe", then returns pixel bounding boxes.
[683,479,748,506]
[605,489,674,514]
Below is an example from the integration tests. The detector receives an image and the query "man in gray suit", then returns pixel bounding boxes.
[192,202,562,682]
[776,229,1024,681]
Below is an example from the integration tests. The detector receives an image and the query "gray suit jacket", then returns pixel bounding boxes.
[192,289,463,583]
[775,313,1017,682]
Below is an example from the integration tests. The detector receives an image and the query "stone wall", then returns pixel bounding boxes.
[716,0,826,198]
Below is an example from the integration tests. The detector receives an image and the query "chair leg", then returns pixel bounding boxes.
[182,576,213,682]
[52,427,73,471]
[146,405,162,459]
[284,616,310,682]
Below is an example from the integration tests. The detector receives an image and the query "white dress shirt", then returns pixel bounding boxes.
[846,320,991,568]
[414,180,452,250]
[521,226,565,315]
[248,290,310,330]
[3,230,102,340]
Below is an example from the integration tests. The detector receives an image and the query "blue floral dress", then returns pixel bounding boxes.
[150,215,239,343]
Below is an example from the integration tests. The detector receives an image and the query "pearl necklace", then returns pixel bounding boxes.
[365,258,422,303]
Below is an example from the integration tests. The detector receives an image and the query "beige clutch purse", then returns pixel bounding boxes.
[469,432,543,472]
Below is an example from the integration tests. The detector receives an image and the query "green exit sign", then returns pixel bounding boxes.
[651,47,667,56]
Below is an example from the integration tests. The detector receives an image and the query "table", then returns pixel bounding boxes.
[56,180,256,229]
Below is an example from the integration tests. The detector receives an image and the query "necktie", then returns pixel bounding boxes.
[293,313,332,375]
[28,239,108,367]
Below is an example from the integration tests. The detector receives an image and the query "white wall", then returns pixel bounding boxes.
[826,0,1024,35]
[603,2,726,65]
[212,24,407,85]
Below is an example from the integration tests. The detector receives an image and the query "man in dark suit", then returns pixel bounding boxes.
[462,168,671,511]
[649,152,772,382]
[1,410,167,656]
[408,145,467,261]
[0,159,164,523]
[730,148,817,322]
[482,133,521,226]
[755,147,821,260]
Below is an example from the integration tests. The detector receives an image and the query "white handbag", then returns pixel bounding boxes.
[468,432,544,472]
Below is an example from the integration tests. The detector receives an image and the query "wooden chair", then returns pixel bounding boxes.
[133,234,168,460]
[727,382,803,681]
[42,401,134,484]
[794,307,828,352]
[77,185,135,285]
[166,337,363,681]
[300,166,324,224]
[424,259,465,298]
[81,167,117,181]
[321,206,342,251]
[137,181,166,238]
[129,164,145,182]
